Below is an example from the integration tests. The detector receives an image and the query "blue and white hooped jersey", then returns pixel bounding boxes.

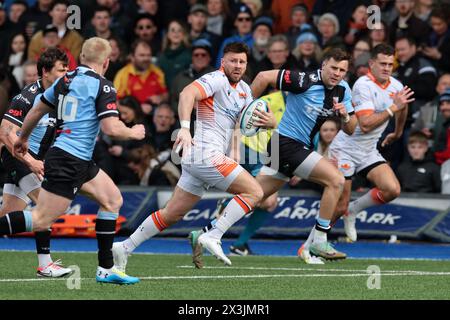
[41,65,119,161]
[3,80,56,159]
[276,69,354,148]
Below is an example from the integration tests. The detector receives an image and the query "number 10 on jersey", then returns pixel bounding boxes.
[57,94,78,121]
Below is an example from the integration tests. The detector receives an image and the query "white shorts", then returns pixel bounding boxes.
[329,146,386,178]
[177,151,244,197]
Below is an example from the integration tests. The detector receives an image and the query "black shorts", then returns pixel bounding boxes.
[267,133,318,178]
[41,147,99,200]
[1,147,34,185]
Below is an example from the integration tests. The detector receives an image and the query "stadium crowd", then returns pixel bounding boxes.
[0,0,449,193]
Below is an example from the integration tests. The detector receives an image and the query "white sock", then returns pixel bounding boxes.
[304,228,315,250]
[126,210,167,253]
[313,229,327,244]
[349,188,385,214]
[208,195,253,240]
[38,254,52,268]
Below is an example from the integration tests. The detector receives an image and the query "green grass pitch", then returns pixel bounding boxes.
[0,251,449,300]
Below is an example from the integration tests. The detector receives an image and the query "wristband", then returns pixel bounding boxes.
[180,120,190,129]
[343,114,350,123]
[386,107,394,117]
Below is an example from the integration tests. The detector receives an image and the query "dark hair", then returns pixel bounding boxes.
[118,95,146,124]
[430,6,450,23]
[371,43,395,59]
[50,0,69,11]
[37,47,69,77]
[93,5,111,16]
[322,48,351,63]
[408,131,429,145]
[2,32,29,66]
[223,42,250,59]
[130,39,151,55]
[11,0,28,9]
[133,13,157,30]
[395,35,416,46]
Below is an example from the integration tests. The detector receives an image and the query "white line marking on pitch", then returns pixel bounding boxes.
[176,265,450,274]
[2,271,450,283]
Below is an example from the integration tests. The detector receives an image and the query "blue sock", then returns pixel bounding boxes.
[233,208,269,247]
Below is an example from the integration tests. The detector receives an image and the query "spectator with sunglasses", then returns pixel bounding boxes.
[215,4,254,68]
[133,13,161,57]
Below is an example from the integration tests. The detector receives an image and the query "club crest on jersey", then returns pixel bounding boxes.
[309,73,319,82]
[29,85,38,94]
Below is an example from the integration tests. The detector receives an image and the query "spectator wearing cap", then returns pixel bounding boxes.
[206,0,233,38]
[285,3,314,51]
[32,24,77,71]
[271,0,315,34]
[248,16,273,68]
[215,3,254,68]
[187,4,221,61]
[28,1,84,61]
[292,31,322,72]
[170,38,215,112]
[434,89,450,165]
[317,13,345,52]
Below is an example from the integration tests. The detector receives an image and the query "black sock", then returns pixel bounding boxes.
[315,222,331,234]
[0,211,27,235]
[96,219,116,269]
[202,222,214,233]
[35,230,51,254]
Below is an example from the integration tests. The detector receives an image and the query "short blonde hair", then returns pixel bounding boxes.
[80,37,112,65]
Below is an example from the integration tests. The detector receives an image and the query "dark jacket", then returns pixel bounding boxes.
[394,54,438,126]
[389,14,431,46]
[396,154,441,193]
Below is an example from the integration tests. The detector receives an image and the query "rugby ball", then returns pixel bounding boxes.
[240,99,269,137]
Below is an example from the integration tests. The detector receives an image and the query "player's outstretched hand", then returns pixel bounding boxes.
[253,109,277,129]
[174,128,193,154]
[130,124,146,140]
[13,137,29,158]
[392,86,415,111]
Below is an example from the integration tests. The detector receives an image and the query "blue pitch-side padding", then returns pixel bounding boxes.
[0,237,449,260]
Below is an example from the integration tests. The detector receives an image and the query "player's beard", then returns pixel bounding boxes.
[224,68,243,84]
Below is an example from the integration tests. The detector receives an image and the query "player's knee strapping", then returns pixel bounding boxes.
[0,210,33,235]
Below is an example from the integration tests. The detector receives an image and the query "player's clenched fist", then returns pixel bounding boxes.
[13,137,29,158]
[131,124,146,140]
